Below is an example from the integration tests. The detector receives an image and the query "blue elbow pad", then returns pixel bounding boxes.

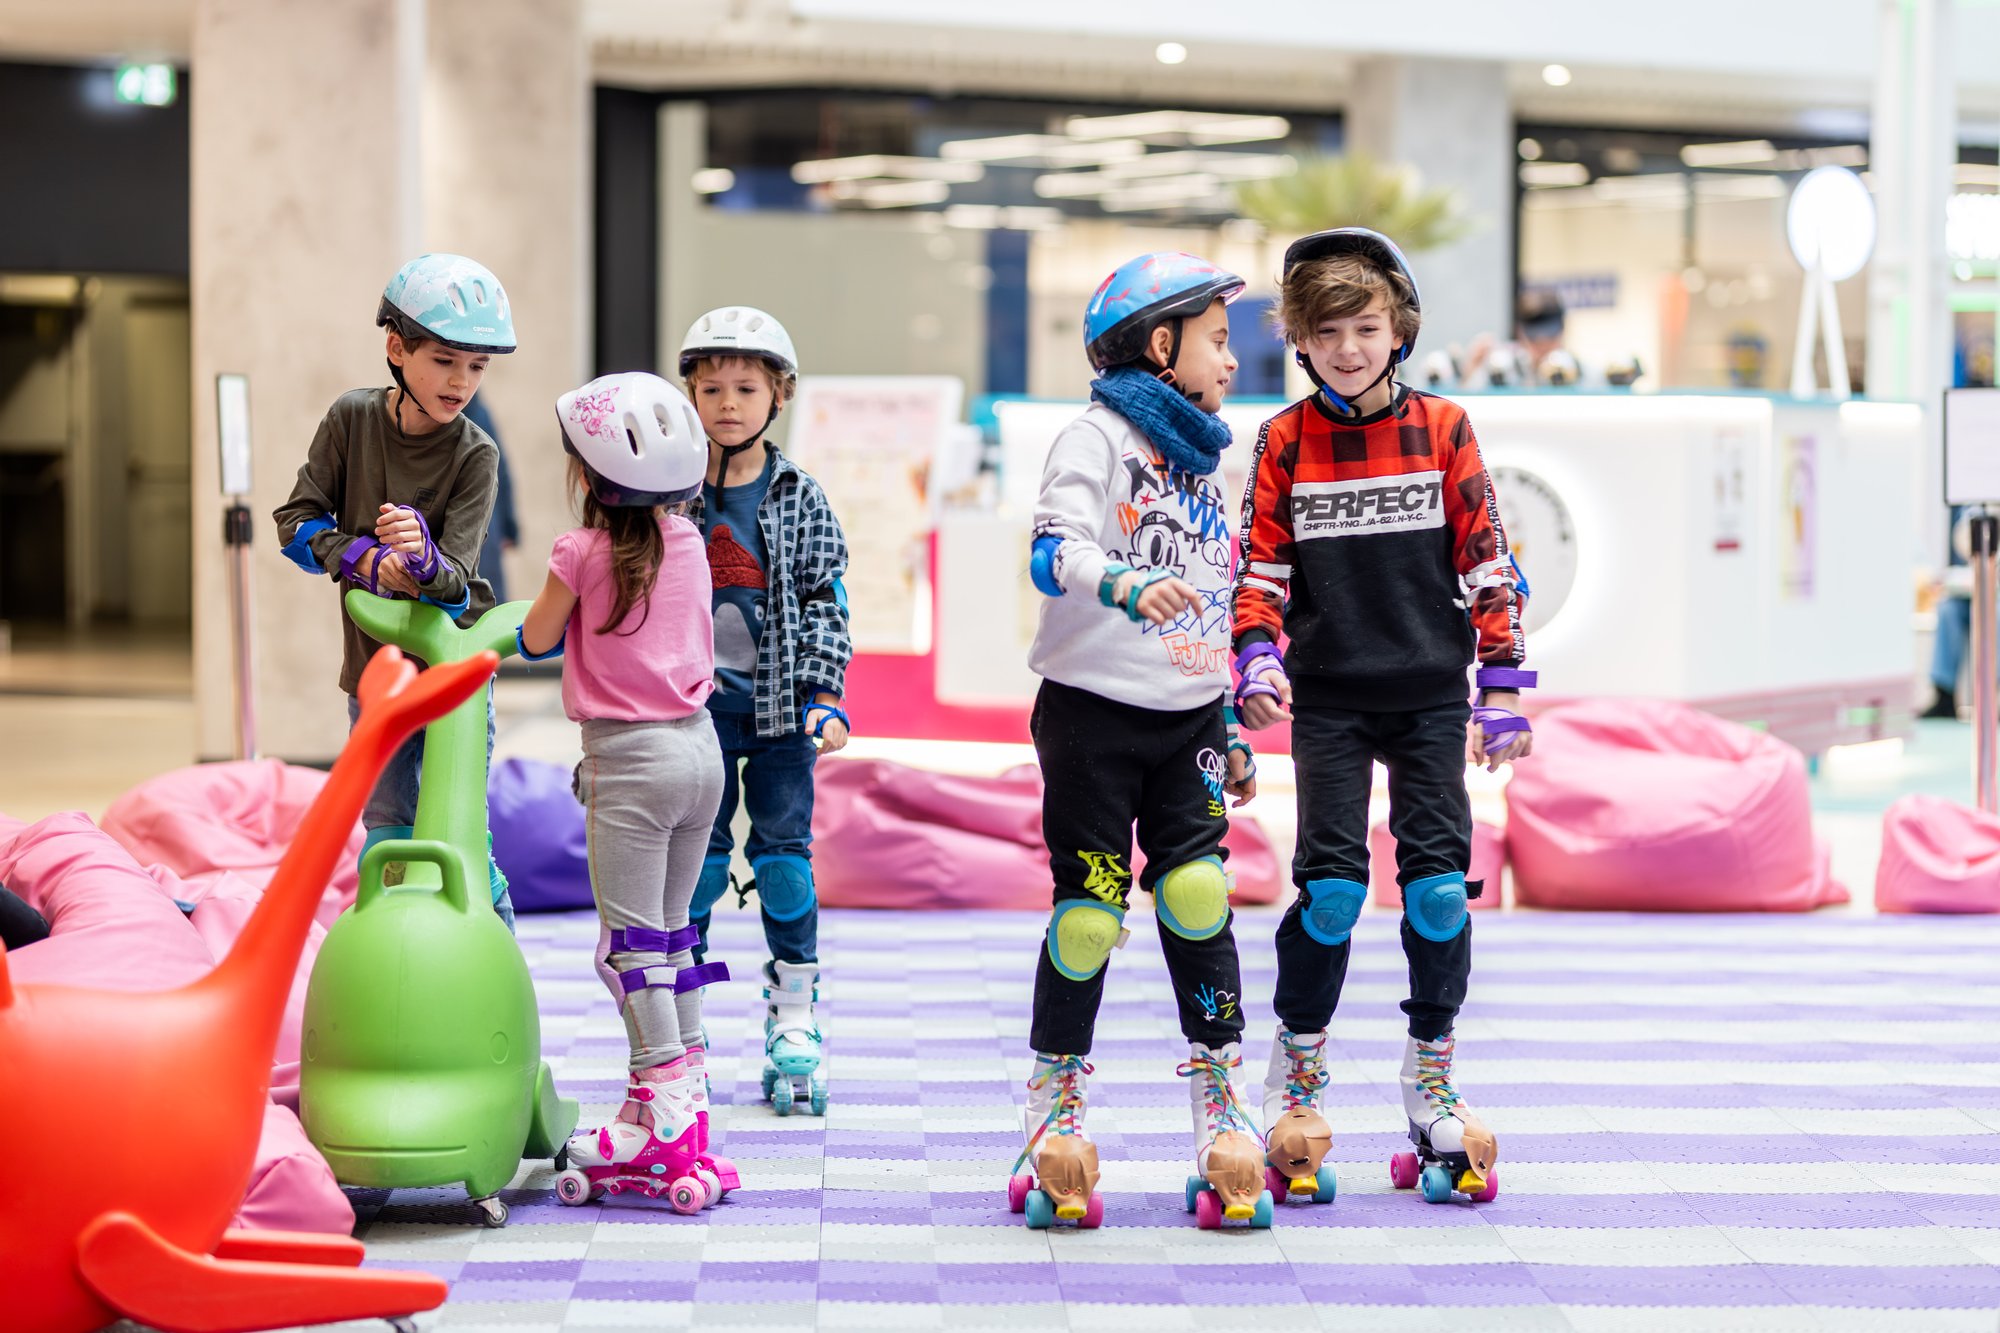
[1030,534,1064,598]
[515,624,564,661]
[831,576,848,614]
[420,586,472,618]
[281,515,335,574]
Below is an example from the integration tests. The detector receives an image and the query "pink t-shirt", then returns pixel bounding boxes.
[549,517,715,723]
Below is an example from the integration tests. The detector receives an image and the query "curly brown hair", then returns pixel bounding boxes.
[1278,252,1420,349]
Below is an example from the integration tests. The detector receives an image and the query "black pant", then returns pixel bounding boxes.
[1029,679,1245,1054]
[0,883,49,951]
[1275,701,1473,1042]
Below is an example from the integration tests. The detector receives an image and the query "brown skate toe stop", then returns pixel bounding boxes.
[1206,1131,1265,1214]
[1265,1107,1334,1175]
[1037,1136,1101,1217]
[1461,1115,1498,1177]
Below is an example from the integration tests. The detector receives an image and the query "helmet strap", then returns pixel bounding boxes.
[1296,348,1401,419]
[1144,317,1207,407]
[385,358,440,431]
[709,400,781,479]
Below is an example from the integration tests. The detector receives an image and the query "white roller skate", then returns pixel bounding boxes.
[1261,1027,1337,1205]
[1389,1032,1498,1204]
[1006,1053,1103,1229]
[1180,1042,1273,1229]
[761,960,826,1116]
[554,1056,714,1213]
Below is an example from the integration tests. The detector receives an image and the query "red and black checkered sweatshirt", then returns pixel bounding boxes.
[1231,386,1527,712]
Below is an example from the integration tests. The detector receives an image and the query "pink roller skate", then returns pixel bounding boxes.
[685,1043,740,1198]
[555,1056,713,1213]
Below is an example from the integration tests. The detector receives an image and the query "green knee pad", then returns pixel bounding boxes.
[1155,856,1231,941]
[1046,898,1128,981]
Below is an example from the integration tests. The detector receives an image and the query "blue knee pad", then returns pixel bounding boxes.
[1404,872,1468,943]
[692,854,733,917]
[1300,877,1368,946]
[752,854,816,924]
[359,825,414,875]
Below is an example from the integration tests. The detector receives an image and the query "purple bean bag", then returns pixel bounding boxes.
[488,757,593,913]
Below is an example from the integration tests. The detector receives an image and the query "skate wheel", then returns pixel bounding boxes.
[694,1165,722,1201]
[1024,1187,1056,1229]
[554,1169,592,1207]
[809,1070,828,1116]
[387,1319,419,1333]
[1312,1163,1339,1205]
[1264,1165,1289,1200]
[1194,1187,1223,1229]
[1080,1191,1104,1229]
[474,1196,509,1228]
[1251,1189,1274,1229]
[1472,1166,1499,1203]
[1183,1175,1205,1214]
[1007,1173,1033,1214]
[1419,1163,1454,1204]
[772,1078,795,1117]
[761,1067,779,1098]
[1389,1150,1421,1190]
[669,1176,710,1215]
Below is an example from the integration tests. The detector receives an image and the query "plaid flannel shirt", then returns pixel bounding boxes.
[692,448,853,738]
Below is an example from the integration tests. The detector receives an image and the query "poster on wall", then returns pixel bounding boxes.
[785,376,964,654]
[1712,428,1748,553]
[1780,434,1817,599]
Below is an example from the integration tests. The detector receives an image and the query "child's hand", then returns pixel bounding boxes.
[1468,691,1534,771]
[1225,747,1257,807]
[1240,684,1292,730]
[374,549,422,597]
[1112,570,1200,626]
[806,696,849,754]
[814,716,850,754]
[375,503,427,556]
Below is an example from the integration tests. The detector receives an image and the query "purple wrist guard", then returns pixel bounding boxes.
[1472,705,1532,753]
[1476,667,1538,691]
[338,537,383,594]
[394,506,441,582]
[1233,642,1287,706]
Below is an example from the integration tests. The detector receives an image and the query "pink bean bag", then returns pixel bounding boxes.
[1876,795,2000,914]
[0,811,353,1233]
[811,757,1282,909]
[1504,699,1847,911]
[1369,820,1506,910]
[102,759,364,927]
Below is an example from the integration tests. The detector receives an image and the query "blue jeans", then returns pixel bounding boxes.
[345,685,515,930]
[702,708,818,964]
[1934,594,1972,692]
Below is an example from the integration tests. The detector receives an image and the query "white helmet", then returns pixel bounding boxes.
[677,306,798,380]
[556,373,706,508]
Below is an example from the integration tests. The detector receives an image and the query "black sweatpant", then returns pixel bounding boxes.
[1274,700,1473,1042]
[1029,679,1245,1054]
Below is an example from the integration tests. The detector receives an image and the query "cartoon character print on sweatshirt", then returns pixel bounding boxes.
[1112,446,1233,679]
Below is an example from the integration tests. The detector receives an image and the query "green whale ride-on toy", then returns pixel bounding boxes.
[300,593,578,1228]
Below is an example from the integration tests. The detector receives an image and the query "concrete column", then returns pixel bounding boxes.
[1344,57,1514,362]
[423,0,589,605]
[190,0,425,761]
[1867,0,1955,557]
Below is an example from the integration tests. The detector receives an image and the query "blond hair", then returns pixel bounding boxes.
[683,354,794,405]
[1278,252,1419,348]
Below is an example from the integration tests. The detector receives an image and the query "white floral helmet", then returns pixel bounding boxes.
[556,373,706,507]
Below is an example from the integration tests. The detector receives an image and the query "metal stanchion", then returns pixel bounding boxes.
[1974,508,1999,811]
[224,500,257,760]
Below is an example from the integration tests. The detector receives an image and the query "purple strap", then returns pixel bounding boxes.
[338,537,382,593]
[618,965,676,994]
[1476,667,1538,691]
[610,925,700,955]
[675,961,730,992]
[1233,642,1287,706]
[1472,706,1532,753]
[393,506,441,582]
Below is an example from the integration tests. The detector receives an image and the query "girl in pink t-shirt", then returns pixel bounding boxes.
[518,372,735,1214]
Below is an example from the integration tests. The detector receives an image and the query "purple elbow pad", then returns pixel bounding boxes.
[1476,667,1538,691]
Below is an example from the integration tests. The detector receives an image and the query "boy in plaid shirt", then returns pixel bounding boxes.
[677,306,852,1117]
[1231,229,1535,1208]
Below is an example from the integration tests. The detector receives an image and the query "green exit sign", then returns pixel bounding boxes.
[114,63,176,107]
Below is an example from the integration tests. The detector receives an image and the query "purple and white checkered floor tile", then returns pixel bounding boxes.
[317,906,2000,1332]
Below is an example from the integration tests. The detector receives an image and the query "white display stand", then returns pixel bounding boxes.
[948,392,1922,754]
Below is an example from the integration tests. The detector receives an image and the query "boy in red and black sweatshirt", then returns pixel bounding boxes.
[1232,229,1534,1208]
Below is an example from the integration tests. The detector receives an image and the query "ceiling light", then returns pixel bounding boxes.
[939,133,1065,162]
[792,155,983,184]
[1034,173,1112,199]
[1787,165,1876,280]
[1679,139,1777,168]
[1186,115,1290,145]
[1518,138,1543,161]
[829,179,953,208]
[1155,41,1188,65]
[1519,161,1589,187]
[691,168,735,194]
[1541,64,1572,87]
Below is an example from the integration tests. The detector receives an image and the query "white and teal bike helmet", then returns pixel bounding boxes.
[377,253,517,354]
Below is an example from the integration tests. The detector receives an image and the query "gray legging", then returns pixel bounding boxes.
[577,713,726,1071]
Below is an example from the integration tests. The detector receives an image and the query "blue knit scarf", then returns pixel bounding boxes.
[1089,368,1233,476]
